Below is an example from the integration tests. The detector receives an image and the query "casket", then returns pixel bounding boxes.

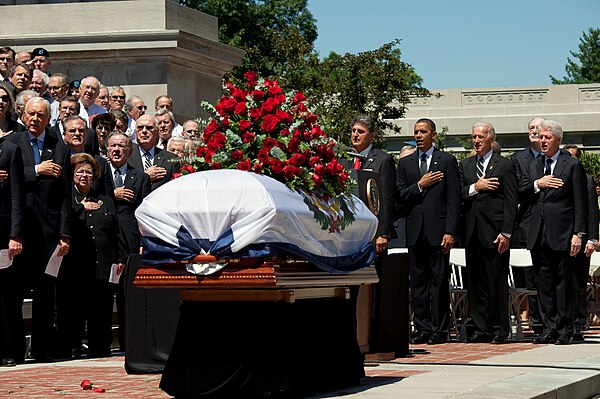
[134,254,379,302]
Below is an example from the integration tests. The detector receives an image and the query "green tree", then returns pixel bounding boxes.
[307,40,429,147]
[551,27,600,84]
[181,0,317,81]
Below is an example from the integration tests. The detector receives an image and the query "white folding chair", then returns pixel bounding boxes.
[449,248,468,341]
[508,249,539,340]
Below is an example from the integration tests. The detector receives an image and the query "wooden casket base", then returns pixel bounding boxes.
[134,256,376,398]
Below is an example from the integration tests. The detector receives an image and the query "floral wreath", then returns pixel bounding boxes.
[175,71,353,198]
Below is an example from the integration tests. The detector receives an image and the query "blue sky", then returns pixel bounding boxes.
[307,0,600,90]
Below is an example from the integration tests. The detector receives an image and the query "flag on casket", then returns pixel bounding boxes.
[135,169,378,274]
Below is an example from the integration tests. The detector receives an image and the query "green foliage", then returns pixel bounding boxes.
[307,40,429,148]
[580,151,600,178]
[434,126,448,150]
[181,1,427,149]
[551,27,600,84]
[182,0,318,82]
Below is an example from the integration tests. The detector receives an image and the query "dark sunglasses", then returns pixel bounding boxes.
[111,95,125,100]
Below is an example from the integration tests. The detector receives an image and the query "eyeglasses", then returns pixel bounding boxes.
[185,129,200,134]
[111,95,125,100]
[66,129,86,135]
[136,124,155,131]
[136,105,147,111]
[74,170,94,176]
[0,57,11,62]
[49,85,67,91]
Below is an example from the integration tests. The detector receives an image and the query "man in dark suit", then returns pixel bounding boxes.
[563,144,599,342]
[0,137,25,366]
[459,122,518,344]
[511,117,544,333]
[106,131,151,350]
[128,113,179,192]
[396,118,460,345]
[342,115,399,355]
[519,120,587,345]
[4,97,71,362]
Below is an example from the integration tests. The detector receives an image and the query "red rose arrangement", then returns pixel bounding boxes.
[80,379,105,393]
[176,71,353,197]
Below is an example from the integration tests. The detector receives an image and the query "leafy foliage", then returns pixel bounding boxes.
[551,27,600,84]
[580,151,600,178]
[181,1,428,150]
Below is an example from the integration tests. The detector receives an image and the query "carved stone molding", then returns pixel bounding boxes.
[580,88,600,102]
[462,89,548,106]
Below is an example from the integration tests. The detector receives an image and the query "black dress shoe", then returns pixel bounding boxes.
[1,358,16,367]
[533,332,557,344]
[572,332,585,342]
[490,336,507,345]
[467,333,491,343]
[427,334,445,345]
[555,335,572,345]
[410,333,431,345]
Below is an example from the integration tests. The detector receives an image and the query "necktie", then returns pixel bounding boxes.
[143,151,152,170]
[114,168,124,188]
[476,156,485,178]
[353,157,361,170]
[544,158,553,175]
[162,139,168,149]
[419,153,428,176]
[31,138,41,165]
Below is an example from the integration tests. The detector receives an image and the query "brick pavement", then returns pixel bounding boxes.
[0,328,597,398]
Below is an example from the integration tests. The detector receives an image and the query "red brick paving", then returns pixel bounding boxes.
[1,328,597,398]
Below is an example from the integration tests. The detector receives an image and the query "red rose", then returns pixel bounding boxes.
[263,137,277,151]
[261,97,278,114]
[81,380,93,390]
[268,85,283,96]
[234,102,247,116]
[311,173,323,186]
[213,132,226,147]
[287,138,300,154]
[242,132,255,143]
[324,148,335,162]
[261,114,279,133]
[216,97,237,115]
[231,149,244,161]
[308,156,320,167]
[237,159,252,171]
[253,163,263,173]
[294,167,302,177]
[293,91,306,104]
[244,71,258,86]
[231,87,246,102]
[205,120,219,135]
[264,79,278,88]
[311,126,323,139]
[183,165,195,174]
[326,160,340,175]
[270,158,283,174]
[93,388,106,393]
[239,120,251,131]
[221,118,231,128]
[339,172,349,182]
[282,165,295,179]
[257,149,270,163]
[314,164,326,176]
[210,162,221,169]
[172,172,182,179]
[252,90,265,101]
[295,102,308,113]
[276,110,292,123]
[249,107,262,122]
[280,128,290,136]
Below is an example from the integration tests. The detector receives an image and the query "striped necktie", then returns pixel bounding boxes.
[143,151,152,170]
[476,156,485,178]
[114,168,124,188]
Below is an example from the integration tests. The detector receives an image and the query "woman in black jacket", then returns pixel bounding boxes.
[56,153,126,358]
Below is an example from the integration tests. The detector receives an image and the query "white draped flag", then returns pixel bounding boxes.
[135,170,378,273]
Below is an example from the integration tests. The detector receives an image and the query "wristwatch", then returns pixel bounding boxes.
[576,232,584,238]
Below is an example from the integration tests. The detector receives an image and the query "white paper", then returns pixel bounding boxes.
[44,245,63,277]
[109,263,124,284]
[0,249,12,269]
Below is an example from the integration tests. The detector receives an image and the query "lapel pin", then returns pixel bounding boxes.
[489,165,494,170]
[368,158,373,162]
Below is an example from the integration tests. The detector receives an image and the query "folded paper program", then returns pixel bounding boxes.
[135,170,378,273]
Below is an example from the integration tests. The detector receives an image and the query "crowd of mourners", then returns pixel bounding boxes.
[0,46,200,367]
[0,44,598,368]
